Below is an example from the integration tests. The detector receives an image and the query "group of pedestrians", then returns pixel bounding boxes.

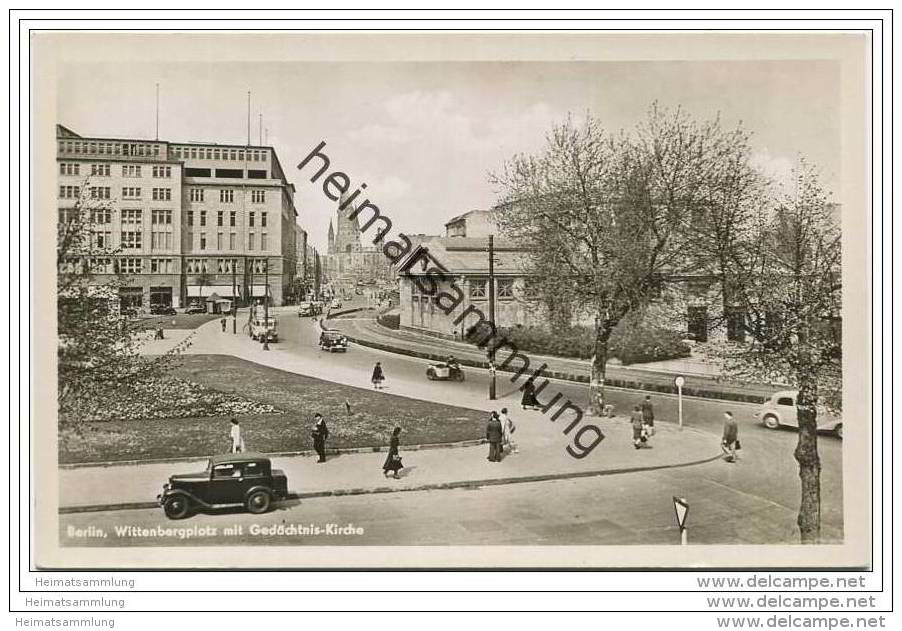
[629,395,657,449]
[486,408,517,462]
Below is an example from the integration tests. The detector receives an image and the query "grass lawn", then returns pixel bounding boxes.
[133,314,222,330]
[59,354,486,464]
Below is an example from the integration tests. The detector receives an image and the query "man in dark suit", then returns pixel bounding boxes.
[486,412,504,462]
[311,413,329,463]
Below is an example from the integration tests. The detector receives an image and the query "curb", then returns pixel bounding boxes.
[58,451,725,515]
[59,438,488,470]
[337,327,767,405]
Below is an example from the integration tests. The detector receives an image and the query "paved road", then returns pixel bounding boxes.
[133,302,842,546]
[59,459,842,549]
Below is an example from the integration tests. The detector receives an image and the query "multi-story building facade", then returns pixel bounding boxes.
[56,124,299,309]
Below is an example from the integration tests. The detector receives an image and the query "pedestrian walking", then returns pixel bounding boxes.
[500,407,517,454]
[382,426,404,479]
[486,411,504,462]
[154,324,165,340]
[721,411,740,462]
[229,418,245,453]
[641,394,656,437]
[371,362,385,389]
[220,317,227,332]
[630,405,647,449]
[311,413,329,463]
[520,379,539,410]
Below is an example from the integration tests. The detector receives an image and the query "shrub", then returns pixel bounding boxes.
[377,313,400,330]
[480,319,690,365]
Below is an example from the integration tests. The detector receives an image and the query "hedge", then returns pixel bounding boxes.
[467,320,691,366]
[377,313,401,330]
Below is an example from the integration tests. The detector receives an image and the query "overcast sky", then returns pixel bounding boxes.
[58,60,840,249]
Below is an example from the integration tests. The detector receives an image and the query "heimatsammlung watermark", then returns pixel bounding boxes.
[298,140,605,459]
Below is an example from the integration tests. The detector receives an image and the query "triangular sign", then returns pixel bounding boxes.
[673,496,689,530]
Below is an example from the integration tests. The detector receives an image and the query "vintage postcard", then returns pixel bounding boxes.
[31,31,872,569]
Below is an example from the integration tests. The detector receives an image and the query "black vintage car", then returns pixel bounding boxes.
[319,329,349,352]
[150,304,177,315]
[157,454,289,519]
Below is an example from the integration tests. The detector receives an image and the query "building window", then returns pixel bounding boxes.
[497,278,515,299]
[229,210,236,227]
[190,188,204,202]
[214,149,221,160]
[90,257,113,274]
[229,149,237,160]
[248,233,255,250]
[229,233,236,250]
[121,209,142,225]
[120,231,142,249]
[249,212,255,227]
[253,259,267,274]
[261,233,268,250]
[150,258,173,274]
[199,210,207,227]
[118,258,143,275]
[217,210,223,227]
[216,232,223,250]
[122,187,141,199]
[251,190,265,203]
[687,306,708,342]
[261,212,267,227]
[726,307,747,343]
[90,164,109,176]
[151,231,173,250]
[151,209,172,224]
[90,187,111,199]
[91,209,112,224]
[469,279,487,299]
[238,150,245,161]
[59,185,80,199]
[152,188,172,201]
[187,211,194,227]
[122,165,142,178]
[199,233,207,250]
[152,165,172,178]
[220,189,234,203]
[94,231,112,248]
[59,163,80,176]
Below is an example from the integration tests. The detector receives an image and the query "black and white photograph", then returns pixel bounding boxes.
[31,30,872,570]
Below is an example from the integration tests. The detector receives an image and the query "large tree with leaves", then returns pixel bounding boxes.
[717,163,841,543]
[57,180,190,438]
[493,105,753,413]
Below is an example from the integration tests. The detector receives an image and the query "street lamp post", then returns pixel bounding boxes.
[488,234,496,401]
[231,259,237,334]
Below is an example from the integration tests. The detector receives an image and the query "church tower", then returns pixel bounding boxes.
[331,191,362,255]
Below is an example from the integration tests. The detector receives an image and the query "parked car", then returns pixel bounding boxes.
[426,361,465,382]
[185,302,206,314]
[251,316,279,342]
[157,453,288,519]
[319,329,348,352]
[330,299,343,310]
[297,301,316,317]
[150,304,177,316]
[754,390,842,438]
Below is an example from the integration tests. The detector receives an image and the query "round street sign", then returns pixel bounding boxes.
[674,375,685,388]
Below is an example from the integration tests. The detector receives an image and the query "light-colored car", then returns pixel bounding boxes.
[754,390,842,438]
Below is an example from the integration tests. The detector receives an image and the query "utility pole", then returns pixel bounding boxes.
[231,258,237,334]
[247,260,254,336]
[488,234,496,400]
[262,257,270,350]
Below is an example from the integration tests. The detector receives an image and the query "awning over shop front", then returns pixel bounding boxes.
[186,285,241,298]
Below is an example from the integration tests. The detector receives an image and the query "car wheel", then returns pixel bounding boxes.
[246,489,272,514]
[163,495,191,520]
[834,424,843,439]
[426,370,435,380]
[763,414,780,430]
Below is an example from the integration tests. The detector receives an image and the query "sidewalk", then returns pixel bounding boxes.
[59,420,720,512]
[330,312,776,404]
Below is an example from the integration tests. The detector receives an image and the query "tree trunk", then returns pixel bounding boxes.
[589,319,611,415]
[794,381,822,543]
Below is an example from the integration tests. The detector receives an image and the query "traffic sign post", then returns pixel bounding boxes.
[674,375,685,429]
[673,496,689,545]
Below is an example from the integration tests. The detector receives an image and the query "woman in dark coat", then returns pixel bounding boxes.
[383,426,403,478]
[371,362,385,390]
[521,379,539,410]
